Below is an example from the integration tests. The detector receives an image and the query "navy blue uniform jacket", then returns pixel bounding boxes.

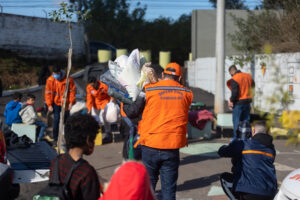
[218,133,277,197]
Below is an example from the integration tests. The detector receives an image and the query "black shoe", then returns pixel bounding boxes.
[102,135,112,144]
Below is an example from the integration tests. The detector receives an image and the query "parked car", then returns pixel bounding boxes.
[89,41,117,62]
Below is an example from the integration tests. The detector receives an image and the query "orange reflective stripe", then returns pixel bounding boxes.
[242,150,274,158]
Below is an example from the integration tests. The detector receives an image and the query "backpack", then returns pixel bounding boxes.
[33,155,82,200]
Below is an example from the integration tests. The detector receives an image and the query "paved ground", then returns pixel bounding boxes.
[15,138,300,200]
[1,78,300,200]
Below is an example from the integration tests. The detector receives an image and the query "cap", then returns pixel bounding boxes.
[164,62,182,76]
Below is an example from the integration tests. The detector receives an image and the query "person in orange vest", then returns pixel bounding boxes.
[137,62,193,200]
[86,76,112,144]
[45,65,76,142]
[227,65,255,139]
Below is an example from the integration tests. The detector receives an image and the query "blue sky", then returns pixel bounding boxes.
[0,0,262,21]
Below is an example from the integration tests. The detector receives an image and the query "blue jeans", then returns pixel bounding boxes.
[232,103,251,139]
[53,103,70,141]
[35,121,47,140]
[142,146,180,200]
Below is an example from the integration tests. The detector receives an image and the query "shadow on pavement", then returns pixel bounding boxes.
[180,153,221,166]
[177,173,221,191]
[95,162,122,171]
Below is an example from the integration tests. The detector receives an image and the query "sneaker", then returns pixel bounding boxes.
[102,134,112,144]
[43,135,54,142]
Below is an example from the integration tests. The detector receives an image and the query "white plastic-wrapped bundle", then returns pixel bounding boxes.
[117,49,142,101]
[115,55,128,70]
[70,101,87,115]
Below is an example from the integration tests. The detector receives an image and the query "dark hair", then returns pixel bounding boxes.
[64,113,99,149]
[151,64,164,79]
[88,76,97,84]
[52,65,61,73]
[12,92,22,100]
[163,72,179,81]
[26,93,36,100]
[229,65,237,72]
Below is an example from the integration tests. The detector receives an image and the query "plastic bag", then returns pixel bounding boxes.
[108,61,123,80]
[115,55,128,70]
[70,101,87,115]
[117,49,142,101]
[100,71,128,95]
[104,101,120,123]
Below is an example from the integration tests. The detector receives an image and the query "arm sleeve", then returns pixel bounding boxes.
[45,79,54,107]
[230,79,239,103]
[218,141,244,158]
[252,78,255,88]
[68,78,76,104]
[123,96,145,119]
[81,168,100,200]
[86,86,93,111]
[29,106,38,122]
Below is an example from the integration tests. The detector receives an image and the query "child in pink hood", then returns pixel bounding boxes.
[99,161,155,200]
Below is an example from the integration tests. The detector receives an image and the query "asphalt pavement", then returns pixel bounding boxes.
[1,81,299,200]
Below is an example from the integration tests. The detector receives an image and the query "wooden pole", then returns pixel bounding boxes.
[57,22,73,154]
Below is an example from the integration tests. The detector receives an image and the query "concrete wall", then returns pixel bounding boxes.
[0,13,85,60]
[191,10,263,59]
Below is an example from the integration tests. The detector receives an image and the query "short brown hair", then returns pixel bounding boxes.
[229,65,237,72]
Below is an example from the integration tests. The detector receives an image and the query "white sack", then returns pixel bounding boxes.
[117,49,142,101]
[70,101,87,115]
[104,100,120,123]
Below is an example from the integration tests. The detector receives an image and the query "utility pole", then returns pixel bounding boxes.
[214,0,225,114]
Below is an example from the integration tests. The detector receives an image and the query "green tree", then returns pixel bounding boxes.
[257,0,300,9]
[229,0,300,55]
[69,0,191,65]
[209,0,248,9]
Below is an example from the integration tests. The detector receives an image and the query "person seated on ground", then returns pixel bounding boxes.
[49,113,101,200]
[218,121,277,200]
[4,92,23,129]
[19,93,48,142]
[99,161,155,200]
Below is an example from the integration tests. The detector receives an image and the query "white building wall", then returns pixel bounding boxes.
[187,52,300,112]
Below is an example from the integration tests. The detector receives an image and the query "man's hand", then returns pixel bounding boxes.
[88,110,91,115]
[111,97,116,103]
[68,103,73,111]
[228,99,233,110]
[48,106,53,112]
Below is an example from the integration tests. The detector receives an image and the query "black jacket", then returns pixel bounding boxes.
[122,95,145,125]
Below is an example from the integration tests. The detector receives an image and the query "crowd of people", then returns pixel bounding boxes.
[1,62,279,200]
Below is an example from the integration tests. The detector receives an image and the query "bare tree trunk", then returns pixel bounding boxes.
[57,22,73,154]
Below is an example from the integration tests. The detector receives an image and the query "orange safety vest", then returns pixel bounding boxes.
[45,75,76,107]
[227,72,253,100]
[137,79,193,149]
[86,81,110,111]
[45,75,56,107]
[120,102,127,117]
